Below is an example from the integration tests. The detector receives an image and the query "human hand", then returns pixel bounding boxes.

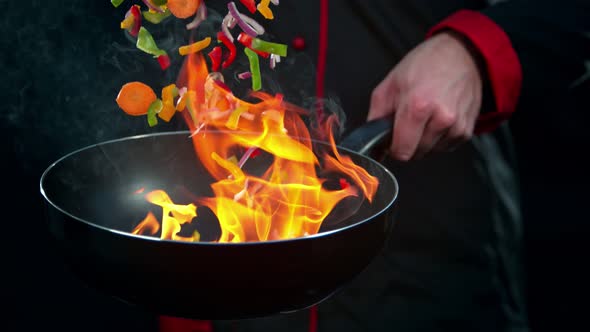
[367,31,483,161]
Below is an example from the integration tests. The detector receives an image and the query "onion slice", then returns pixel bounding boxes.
[227,2,264,36]
[186,2,208,30]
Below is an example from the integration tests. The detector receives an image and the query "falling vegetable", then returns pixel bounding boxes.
[238,0,256,13]
[147,99,164,127]
[122,5,142,37]
[136,26,167,57]
[208,46,222,72]
[159,84,179,121]
[250,38,287,57]
[111,0,126,8]
[217,31,237,69]
[179,37,211,56]
[237,33,270,58]
[116,81,158,116]
[257,0,274,20]
[244,48,261,91]
[142,9,172,24]
[167,0,201,19]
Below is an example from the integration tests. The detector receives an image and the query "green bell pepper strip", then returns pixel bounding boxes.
[147,99,163,127]
[111,0,125,8]
[244,48,261,91]
[136,27,167,57]
[142,9,171,24]
[151,0,167,6]
[250,38,287,57]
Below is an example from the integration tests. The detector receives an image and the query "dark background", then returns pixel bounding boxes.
[3,1,588,331]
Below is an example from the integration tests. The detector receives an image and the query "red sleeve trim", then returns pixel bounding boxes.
[426,9,522,135]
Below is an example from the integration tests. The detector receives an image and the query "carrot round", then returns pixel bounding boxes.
[116,81,157,116]
[167,0,201,19]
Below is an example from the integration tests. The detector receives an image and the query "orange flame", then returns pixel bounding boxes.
[133,53,379,242]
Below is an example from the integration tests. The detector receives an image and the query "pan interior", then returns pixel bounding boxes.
[40,131,397,242]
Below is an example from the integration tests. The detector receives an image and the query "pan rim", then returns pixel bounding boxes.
[39,130,399,246]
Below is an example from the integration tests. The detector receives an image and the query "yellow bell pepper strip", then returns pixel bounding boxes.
[120,15,134,30]
[250,38,287,57]
[208,46,222,72]
[239,0,256,13]
[244,48,261,91]
[147,98,163,127]
[176,88,188,111]
[226,106,248,130]
[111,0,125,8]
[185,90,199,124]
[217,31,236,69]
[159,84,179,121]
[179,37,211,56]
[257,0,274,19]
[142,9,171,24]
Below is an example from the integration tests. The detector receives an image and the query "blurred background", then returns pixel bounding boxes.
[2,1,588,331]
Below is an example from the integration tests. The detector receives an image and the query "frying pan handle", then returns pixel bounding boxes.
[339,118,393,158]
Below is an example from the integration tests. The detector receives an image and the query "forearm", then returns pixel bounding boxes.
[429,0,590,133]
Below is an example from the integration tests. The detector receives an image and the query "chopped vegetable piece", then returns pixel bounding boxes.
[141,0,165,13]
[251,38,287,57]
[167,0,201,19]
[208,46,222,72]
[179,37,211,56]
[227,155,239,166]
[237,71,251,79]
[147,99,163,127]
[157,54,171,70]
[159,84,179,121]
[236,33,270,58]
[111,0,126,8]
[142,9,172,24]
[257,0,274,19]
[339,178,350,190]
[120,15,135,30]
[227,2,260,37]
[186,3,207,30]
[185,90,198,123]
[116,81,157,116]
[244,48,261,91]
[176,90,188,111]
[217,31,236,69]
[152,0,168,5]
[129,5,142,37]
[226,106,247,129]
[137,26,167,57]
[238,0,256,13]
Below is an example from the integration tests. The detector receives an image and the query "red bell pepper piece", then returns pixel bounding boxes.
[208,46,222,72]
[239,0,257,14]
[339,178,350,190]
[157,54,171,70]
[130,5,142,37]
[217,31,236,69]
[237,33,270,58]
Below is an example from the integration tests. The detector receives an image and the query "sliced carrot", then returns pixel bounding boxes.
[167,0,201,19]
[116,81,157,116]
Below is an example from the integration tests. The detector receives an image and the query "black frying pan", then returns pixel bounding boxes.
[39,119,397,320]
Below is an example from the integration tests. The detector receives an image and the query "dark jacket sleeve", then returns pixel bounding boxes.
[482,0,590,113]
